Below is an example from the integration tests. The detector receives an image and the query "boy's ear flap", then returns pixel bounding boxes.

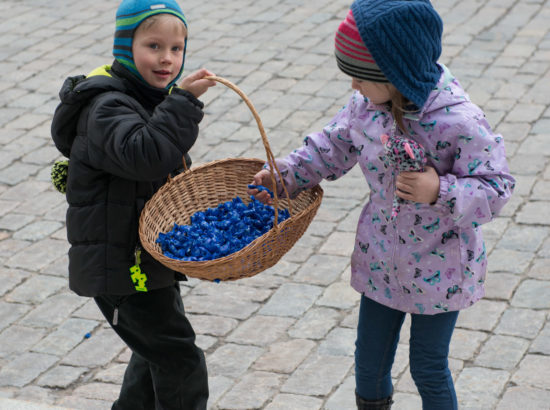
[380,134,389,145]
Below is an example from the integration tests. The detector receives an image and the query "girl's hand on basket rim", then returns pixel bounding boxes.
[179,68,216,98]
[247,169,274,206]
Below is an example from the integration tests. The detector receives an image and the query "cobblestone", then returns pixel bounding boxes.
[473,335,530,369]
[226,315,295,346]
[497,387,550,410]
[0,326,47,358]
[288,307,341,340]
[317,327,356,357]
[61,329,125,368]
[259,283,323,317]
[0,353,58,388]
[281,355,354,396]
[294,254,348,285]
[0,0,549,409]
[494,307,547,338]
[207,344,264,379]
[511,279,550,309]
[484,272,521,300]
[455,368,510,410]
[456,299,508,332]
[217,372,282,409]
[265,393,323,410]
[449,329,488,361]
[36,366,88,390]
[511,355,550,390]
[32,318,99,356]
[253,339,316,374]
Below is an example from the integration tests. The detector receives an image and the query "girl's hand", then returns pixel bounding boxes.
[247,169,274,205]
[395,166,440,204]
[179,68,216,98]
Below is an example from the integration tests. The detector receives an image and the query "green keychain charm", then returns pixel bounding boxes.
[130,248,148,292]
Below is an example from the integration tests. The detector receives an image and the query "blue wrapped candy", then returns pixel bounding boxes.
[247,184,274,198]
[156,193,290,263]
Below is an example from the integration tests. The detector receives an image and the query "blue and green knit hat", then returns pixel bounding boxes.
[113,0,188,88]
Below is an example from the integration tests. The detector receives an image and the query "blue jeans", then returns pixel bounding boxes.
[355,295,459,410]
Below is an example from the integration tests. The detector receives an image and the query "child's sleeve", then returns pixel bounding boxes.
[434,114,515,228]
[271,94,359,198]
[86,89,204,181]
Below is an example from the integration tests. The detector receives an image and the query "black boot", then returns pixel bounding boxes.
[356,390,394,410]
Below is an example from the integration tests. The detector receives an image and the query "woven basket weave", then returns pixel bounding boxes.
[138,76,323,281]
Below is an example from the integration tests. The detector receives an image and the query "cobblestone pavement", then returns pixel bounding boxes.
[0,0,549,409]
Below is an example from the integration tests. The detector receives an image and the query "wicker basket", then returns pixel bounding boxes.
[138,76,323,281]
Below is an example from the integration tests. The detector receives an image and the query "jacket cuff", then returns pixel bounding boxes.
[170,87,204,109]
[433,175,451,212]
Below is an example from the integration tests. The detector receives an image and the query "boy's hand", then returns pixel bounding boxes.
[179,68,216,98]
[247,169,275,205]
[395,166,440,204]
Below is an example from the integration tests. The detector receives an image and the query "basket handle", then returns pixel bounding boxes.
[193,76,293,227]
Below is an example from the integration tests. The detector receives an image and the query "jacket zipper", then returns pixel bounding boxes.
[390,178,400,291]
[387,119,401,291]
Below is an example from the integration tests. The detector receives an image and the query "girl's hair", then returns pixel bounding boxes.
[388,85,414,135]
[135,13,187,36]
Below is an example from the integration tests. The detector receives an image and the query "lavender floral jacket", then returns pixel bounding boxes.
[273,65,515,314]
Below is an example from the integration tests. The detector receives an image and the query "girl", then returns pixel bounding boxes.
[248,0,515,409]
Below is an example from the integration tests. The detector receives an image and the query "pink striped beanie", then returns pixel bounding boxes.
[334,9,388,83]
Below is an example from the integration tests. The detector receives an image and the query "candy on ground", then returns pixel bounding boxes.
[156,196,290,261]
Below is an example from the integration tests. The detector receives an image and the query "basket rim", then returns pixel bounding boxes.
[165,157,295,216]
[183,157,265,173]
[140,182,324,266]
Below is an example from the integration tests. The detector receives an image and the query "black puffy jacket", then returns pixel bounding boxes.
[51,61,204,297]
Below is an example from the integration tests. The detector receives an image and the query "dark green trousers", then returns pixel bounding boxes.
[94,283,208,410]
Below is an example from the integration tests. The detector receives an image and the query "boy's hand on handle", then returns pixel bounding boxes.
[396,166,440,204]
[247,169,274,205]
[179,68,216,98]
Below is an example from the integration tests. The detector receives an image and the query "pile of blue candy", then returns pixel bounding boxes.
[156,187,290,262]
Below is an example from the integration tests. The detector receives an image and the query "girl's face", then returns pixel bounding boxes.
[133,15,187,89]
[351,78,392,104]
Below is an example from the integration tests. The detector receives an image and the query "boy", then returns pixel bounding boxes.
[51,0,215,408]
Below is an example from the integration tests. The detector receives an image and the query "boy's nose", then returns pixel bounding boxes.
[351,78,359,90]
[160,51,172,64]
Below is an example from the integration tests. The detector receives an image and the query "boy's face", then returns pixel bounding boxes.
[132,15,187,89]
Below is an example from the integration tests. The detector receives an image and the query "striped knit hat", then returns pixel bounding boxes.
[336,0,443,109]
[334,10,388,83]
[113,0,188,88]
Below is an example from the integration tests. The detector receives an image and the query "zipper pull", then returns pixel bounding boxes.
[113,307,119,326]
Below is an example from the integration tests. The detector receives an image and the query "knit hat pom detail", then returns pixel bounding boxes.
[51,160,69,194]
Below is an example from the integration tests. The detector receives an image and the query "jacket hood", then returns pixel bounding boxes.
[406,64,470,120]
[51,66,127,157]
